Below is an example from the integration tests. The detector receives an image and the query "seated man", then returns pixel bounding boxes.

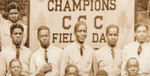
[125,57,140,76]
[9,58,23,76]
[96,70,108,76]
[65,65,80,76]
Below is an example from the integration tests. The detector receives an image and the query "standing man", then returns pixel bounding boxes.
[29,25,62,76]
[1,24,31,76]
[121,24,150,75]
[0,2,27,49]
[93,24,122,76]
[60,21,94,76]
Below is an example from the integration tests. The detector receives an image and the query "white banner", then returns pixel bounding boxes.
[30,0,135,51]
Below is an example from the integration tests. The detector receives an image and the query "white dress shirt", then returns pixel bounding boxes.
[29,45,62,76]
[60,42,94,76]
[121,42,150,76]
[94,45,122,76]
[0,20,27,49]
[1,44,32,76]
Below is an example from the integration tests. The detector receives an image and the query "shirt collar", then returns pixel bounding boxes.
[74,41,85,48]
[10,43,23,51]
[135,41,148,47]
[40,45,51,51]
[106,44,117,49]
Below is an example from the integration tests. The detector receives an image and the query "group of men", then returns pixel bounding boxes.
[1,1,150,76]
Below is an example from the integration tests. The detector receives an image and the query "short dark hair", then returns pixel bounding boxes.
[10,23,24,34]
[126,57,139,70]
[7,2,20,12]
[65,64,79,74]
[37,25,50,36]
[106,24,119,35]
[135,23,148,32]
[96,70,108,76]
[74,21,87,32]
[9,58,22,68]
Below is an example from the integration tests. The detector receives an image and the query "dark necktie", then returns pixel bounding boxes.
[138,44,142,55]
[111,48,114,59]
[80,45,84,56]
[16,46,20,59]
[44,49,48,63]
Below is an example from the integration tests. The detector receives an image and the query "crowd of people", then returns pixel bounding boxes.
[1,1,150,76]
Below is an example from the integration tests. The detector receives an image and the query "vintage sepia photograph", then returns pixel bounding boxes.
[0,0,150,76]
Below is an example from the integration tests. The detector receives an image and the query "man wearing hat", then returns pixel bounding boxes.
[0,1,27,49]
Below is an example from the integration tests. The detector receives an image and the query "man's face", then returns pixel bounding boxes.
[8,9,19,23]
[127,59,139,76]
[11,28,23,46]
[10,61,22,76]
[135,26,147,44]
[38,29,50,48]
[75,24,87,44]
[65,67,78,76]
[106,27,119,47]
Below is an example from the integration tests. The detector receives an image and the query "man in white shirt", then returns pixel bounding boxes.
[29,25,62,76]
[60,21,94,76]
[93,24,122,76]
[0,2,27,49]
[121,24,150,75]
[1,24,32,76]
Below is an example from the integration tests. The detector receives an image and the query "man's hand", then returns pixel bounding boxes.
[39,63,52,74]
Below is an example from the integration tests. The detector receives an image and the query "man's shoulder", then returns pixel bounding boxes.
[49,45,62,52]
[84,44,93,49]
[95,45,107,53]
[22,46,31,51]
[63,43,75,51]
[1,45,12,53]
[124,42,135,48]
[21,46,32,55]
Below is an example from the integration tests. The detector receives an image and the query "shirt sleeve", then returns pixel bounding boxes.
[92,52,99,76]
[21,49,32,76]
[29,54,37,76]
[60,48,68,76]
[51,48,62,76]
[0,54,6,76]
[121,47,128,76]
[55,49,62,76]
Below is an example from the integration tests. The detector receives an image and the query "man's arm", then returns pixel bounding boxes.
[121,47,128,76]
[29,54,37,76]
[54,49,62,76]
[60,49,68,76]
[0,54,6,76]
[92,53,99,76]
[35,73,45,76]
